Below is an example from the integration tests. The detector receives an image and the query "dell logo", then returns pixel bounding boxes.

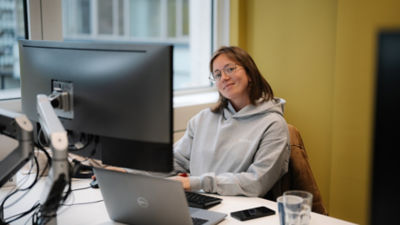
[137,197,149,208]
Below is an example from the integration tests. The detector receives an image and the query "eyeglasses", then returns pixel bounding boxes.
[209,63,239,82]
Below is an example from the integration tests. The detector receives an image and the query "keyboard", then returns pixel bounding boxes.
[185,191,222,209]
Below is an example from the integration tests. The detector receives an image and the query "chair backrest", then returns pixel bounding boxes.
[265,124,328,215]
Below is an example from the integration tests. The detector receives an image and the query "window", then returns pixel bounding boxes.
[62,0,216,90]
[0,0,26,99]
[0,0,229,100]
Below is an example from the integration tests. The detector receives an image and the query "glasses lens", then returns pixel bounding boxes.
[212,71,221,81]
[224,64,236,75]
[211,64,237,82]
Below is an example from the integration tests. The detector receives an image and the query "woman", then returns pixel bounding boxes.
[171,46,290,197]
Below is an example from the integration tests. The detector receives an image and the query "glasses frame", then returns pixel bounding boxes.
[209,63,240,83]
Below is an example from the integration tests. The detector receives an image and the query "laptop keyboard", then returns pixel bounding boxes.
[185,191,222,209]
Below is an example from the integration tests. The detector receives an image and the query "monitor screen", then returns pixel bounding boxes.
[371,30,400,225]
[19,40,173,172]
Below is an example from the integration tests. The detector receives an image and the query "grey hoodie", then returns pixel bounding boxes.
[173,98,290,197]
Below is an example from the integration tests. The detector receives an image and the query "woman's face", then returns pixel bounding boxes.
[212,54,251,109]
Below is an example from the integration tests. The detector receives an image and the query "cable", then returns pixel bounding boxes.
[70,186,91,191]
[4,127,98,224]
[31,156,74,225]
[35,143,52,177]
[0,156,40,224]
[61,199,103,207]
[4,202,40,224]
[3,157,35,201]
[67,131,94,152]
[32,173,71,225]
[1,139,53,224]
[90,136,99,158]
[0,155,39,206]
[37,126,49,149]
[69,135,99,166]
[4,158,39,209]
[1,141,72,225]
[59,184,103,207]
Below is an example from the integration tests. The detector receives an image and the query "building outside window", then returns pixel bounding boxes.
[62,0,213,91]
[0,0,228,100]
[0,0,25,98]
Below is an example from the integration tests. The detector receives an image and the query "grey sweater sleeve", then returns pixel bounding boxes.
[173,127,193,174]
[189,121,290,197]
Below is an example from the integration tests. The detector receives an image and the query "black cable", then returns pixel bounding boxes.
[4,202,40,224]
[0,155,39,207]
[4,127,98,224]
[71,135,99,164]
[33,174,70,225]
[87,136,99,159]
[34,143,52,177]
[32,157,73,225]
[0,156,40,224]
[70,186,92,191]
[30,133,74,224]
[2,141,71,225]
[61,199,103,207]
[18,156,40,192]
[62,161,73,203]
[67,132,94,152]
[18,156,35,175]
[4,158,39,209]
[2,160,93,224]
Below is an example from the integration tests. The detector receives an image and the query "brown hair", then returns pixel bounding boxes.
[209,46,274,113]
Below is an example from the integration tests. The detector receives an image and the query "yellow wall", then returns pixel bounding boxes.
[230,0,400,224]
[331,0,400,224]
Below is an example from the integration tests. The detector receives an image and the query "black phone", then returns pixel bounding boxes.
[230,206,275,221]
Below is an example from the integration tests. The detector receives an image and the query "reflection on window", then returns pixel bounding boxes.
[0,0,25,95]
[62,0,212,90]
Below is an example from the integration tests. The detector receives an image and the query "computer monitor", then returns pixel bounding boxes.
[370,30,400,225]
[19,40,173,172]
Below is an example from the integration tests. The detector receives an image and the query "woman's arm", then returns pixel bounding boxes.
[173,117,196,173]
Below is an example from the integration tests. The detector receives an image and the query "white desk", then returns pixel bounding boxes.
[1,177,357,225]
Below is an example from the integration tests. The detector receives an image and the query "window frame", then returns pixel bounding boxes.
[1,0,229,105]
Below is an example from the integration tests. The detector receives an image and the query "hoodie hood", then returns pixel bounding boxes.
[223,98,286,120]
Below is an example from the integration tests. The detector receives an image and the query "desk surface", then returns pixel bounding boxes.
[1,176,357,225]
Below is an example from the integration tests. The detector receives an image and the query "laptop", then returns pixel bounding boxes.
[93,167,227,225]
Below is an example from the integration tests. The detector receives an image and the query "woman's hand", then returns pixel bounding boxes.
[169,173,191,190]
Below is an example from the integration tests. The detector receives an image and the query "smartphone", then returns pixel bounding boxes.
[230,206,275,221]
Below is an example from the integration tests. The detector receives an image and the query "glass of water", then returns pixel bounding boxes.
[283,190,313,225]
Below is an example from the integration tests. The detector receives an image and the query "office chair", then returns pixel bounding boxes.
[265,124,328,215]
